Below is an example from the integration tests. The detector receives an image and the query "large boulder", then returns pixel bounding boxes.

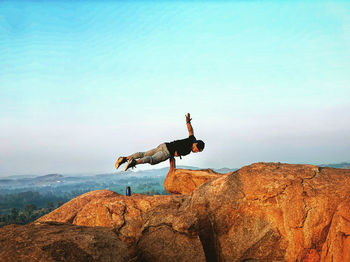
[164,168,225,194]
[37,190,205,261]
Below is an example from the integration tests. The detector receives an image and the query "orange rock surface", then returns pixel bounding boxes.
[189,162,350,261]
[164,167,225,194]
[1,162,350,261]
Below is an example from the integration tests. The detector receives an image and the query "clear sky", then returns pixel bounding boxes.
[1,0,350,176]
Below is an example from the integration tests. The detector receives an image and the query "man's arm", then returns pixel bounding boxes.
[169,157,176,172]
[186,113,194,136]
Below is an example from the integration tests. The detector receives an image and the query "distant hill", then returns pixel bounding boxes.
[0,174,67,192]
[33,174,64,182]
[319,162,350,169]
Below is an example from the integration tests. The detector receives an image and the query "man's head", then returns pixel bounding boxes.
[192,140,205,153]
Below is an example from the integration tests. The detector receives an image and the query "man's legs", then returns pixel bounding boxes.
[117,145,159,169]
[126,145,161,161]
[137,150,170,165]
[124,143,170,170]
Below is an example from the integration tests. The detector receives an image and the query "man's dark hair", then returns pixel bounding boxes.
[196,140,205,151]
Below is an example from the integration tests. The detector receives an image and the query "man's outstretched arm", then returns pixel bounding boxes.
[186,113,194,136]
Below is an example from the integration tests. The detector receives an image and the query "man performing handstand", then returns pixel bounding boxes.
[115,113,205,171]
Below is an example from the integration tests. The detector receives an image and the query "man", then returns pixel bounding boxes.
[115,113,205,171]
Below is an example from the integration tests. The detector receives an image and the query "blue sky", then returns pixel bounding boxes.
[1,1,350,176]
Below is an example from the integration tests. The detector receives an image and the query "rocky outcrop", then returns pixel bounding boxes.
[1,162,350,261]
[164,167,225,194]
[36,190,205,261]
[190,163,350,261]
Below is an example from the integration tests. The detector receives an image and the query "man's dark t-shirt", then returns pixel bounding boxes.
[165,135,196,158]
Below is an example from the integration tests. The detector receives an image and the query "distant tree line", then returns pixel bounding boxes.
[0,190,92,227]
[0,190,90,215]
[0,181,170,227]
[0,201,64,227]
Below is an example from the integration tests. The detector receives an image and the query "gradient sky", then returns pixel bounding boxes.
[1,0,350,176]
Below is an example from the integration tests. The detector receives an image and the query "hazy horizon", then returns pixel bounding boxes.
[2,161,350,179]
[1,1,350,176]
